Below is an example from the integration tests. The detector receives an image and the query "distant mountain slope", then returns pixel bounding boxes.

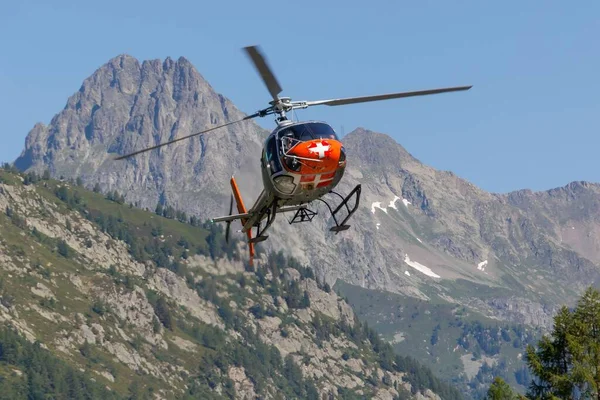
[339,128,600,300]
[0,166,461,399]
[16,54,600,326]
[334,280,541,399]
[13,54,600,398]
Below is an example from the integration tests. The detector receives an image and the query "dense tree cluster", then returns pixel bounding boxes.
[0,326,121,399]
[0,163,20,174]
[173,296,321,398]
[105,190,126,204]
[155,202,189,224]
[460,321,503,355]
[441,315,539,396]
[457,320,537,358]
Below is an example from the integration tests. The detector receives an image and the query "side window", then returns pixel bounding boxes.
[266,137,275,160]
[266,136,281,174]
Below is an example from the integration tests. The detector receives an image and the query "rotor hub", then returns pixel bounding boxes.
[269,97,293,112]
[269,97,291,106]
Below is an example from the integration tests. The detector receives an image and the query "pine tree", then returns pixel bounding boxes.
[525,286,600,399]
[301,290,311,308]
[570,287,600,399]
[485,377,520,400]
[526,305,575,398]
[154,297,173,330]
[57,240,70,258]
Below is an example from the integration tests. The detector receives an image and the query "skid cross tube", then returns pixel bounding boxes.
[289,207,318,224]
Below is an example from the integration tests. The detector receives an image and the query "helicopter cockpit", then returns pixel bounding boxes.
[276,122,339,171]
[263,121,342,179]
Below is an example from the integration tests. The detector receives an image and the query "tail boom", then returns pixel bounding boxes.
[230,177,255,265]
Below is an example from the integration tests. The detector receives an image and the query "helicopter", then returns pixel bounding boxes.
[116,45,471,265]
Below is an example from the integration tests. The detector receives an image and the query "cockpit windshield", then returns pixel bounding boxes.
[274,122,339,171]
[277,122,339,143]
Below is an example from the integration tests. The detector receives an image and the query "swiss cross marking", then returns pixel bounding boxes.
[308,141,331,159]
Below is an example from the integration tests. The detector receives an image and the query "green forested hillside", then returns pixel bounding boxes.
[0,326,121,399]
[0,165,463,399]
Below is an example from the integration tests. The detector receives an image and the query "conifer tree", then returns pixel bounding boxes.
[485,377,521,400]
[525,286,600,399]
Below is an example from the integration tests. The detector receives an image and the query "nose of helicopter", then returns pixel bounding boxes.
[293,138,344,169]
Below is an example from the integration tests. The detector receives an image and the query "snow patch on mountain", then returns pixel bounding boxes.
[371,202,388,214]
[371,195,410,214]
[403,254,441,278]
[388,196,401,210]
[477,260,488,271]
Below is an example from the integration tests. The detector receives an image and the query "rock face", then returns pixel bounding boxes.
[15,54,267,220]
[14,54,600,330]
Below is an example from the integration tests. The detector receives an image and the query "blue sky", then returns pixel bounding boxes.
[1,1,598,193]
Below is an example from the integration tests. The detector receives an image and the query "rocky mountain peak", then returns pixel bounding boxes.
[14,54,267,219]
[547,180,598,197]
[343,127,419,169]
[107,52,139,64]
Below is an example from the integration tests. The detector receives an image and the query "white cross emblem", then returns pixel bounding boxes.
[308,142,331,159]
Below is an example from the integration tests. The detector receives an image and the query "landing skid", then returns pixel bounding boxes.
[249,235,269,244]
[248,200,277,244]
[288,184,362,234]
[330,224,351,232]
[327,184,361,233]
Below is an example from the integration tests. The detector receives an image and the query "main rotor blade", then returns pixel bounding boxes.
[304,85,472,107]
[114,114,259,160]
[243,45,283,101]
